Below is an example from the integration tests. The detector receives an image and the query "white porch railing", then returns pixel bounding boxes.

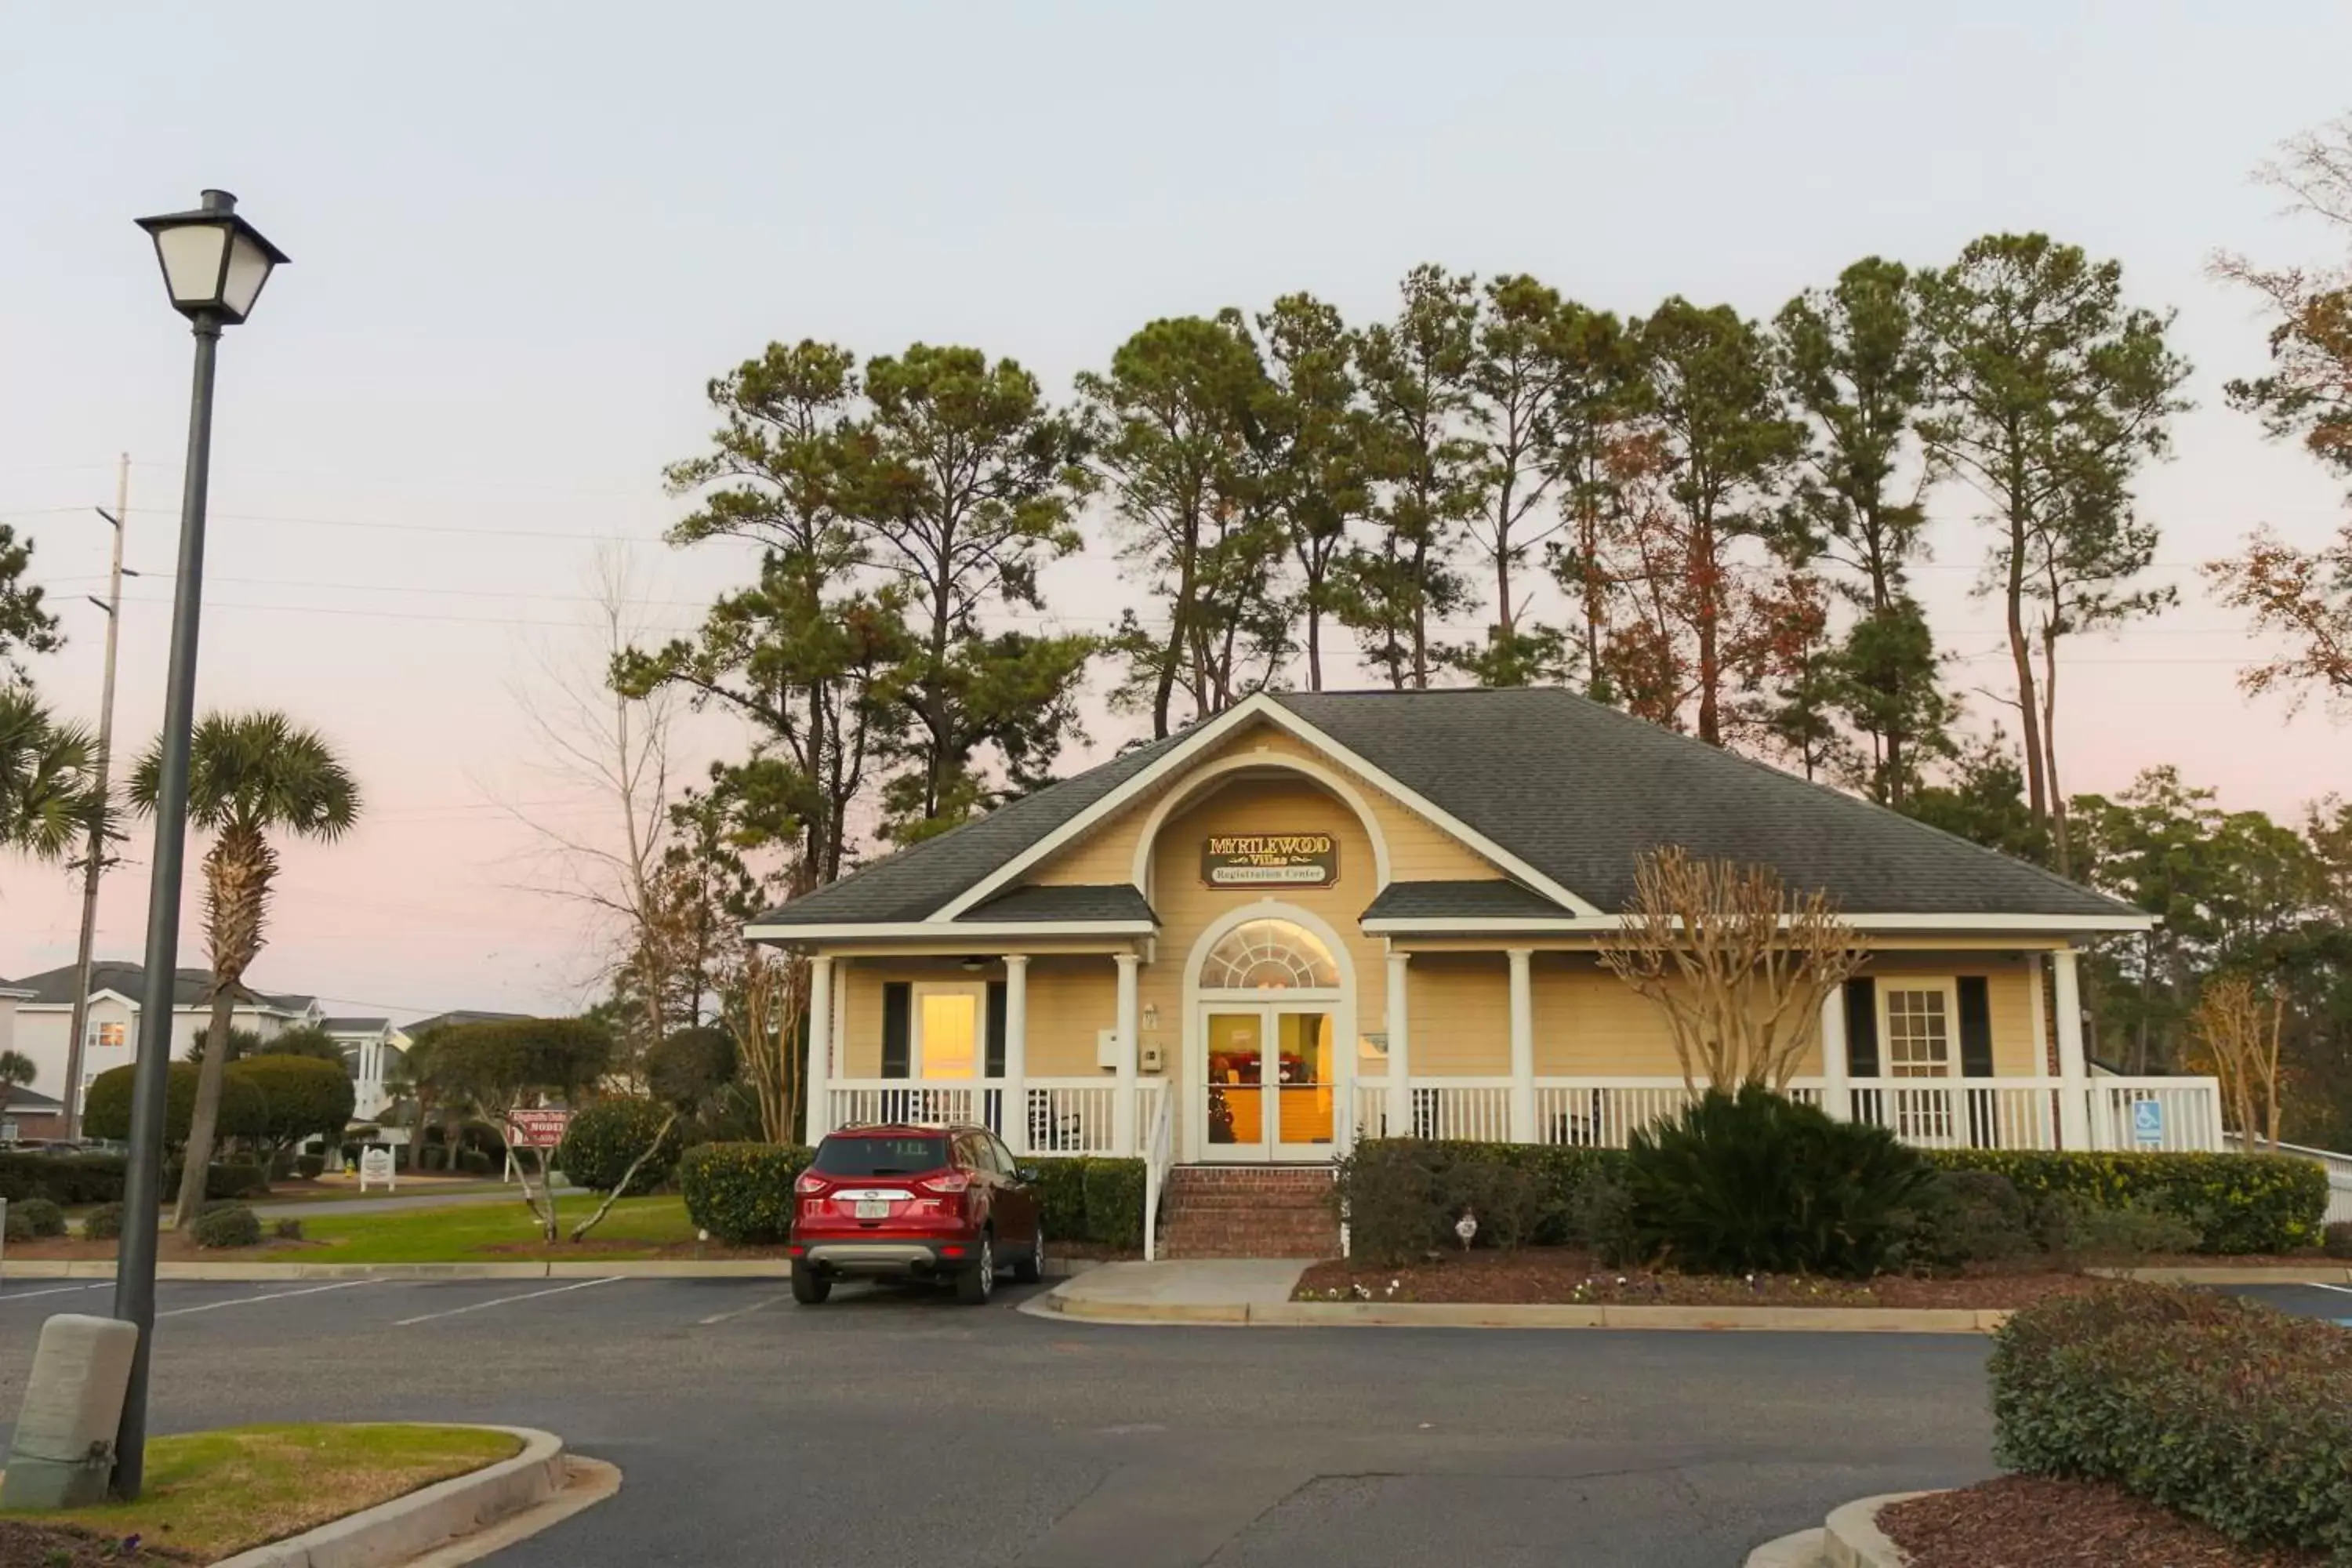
[825,1077,1165,1162]
[1353,1073,2223,1155]
[826,1072,2227,1161]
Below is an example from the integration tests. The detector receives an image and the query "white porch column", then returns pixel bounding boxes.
[2052,948,2092,1149]
[1001,955,1030,1156]
[804,955,834,1147]
[1112,951,1141,1156]
[1507,948,1536,1143]
[1385,950,1411,1142]
[1818,986,1851,1121]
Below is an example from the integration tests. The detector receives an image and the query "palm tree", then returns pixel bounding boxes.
[133,711,358,1228]
[0,1048,38,1135]
[0,686,101,869]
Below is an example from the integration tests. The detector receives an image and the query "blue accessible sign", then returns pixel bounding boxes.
[2131,1098,2165,1148]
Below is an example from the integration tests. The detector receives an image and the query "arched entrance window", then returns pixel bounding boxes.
[1198,918,1339,992]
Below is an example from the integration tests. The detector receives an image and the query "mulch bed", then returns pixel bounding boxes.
[0,1521,195,1566]
[1879,1476,2322,1566]
[1293,1248,2122,1309]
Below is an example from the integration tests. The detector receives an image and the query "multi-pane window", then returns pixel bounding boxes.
[1199,920,1339,990]
[96,1022,126,1048]
[1884,987,1953,1078]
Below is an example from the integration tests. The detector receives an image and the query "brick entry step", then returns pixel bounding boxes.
[1153,1165,1340,1261]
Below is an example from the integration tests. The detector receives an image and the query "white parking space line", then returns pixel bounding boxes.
[0,1283,110,1304]
[157,1279,378,1318]
[392,1276,622,1327]
[698,1293,789,1327]
[2302,1282,2352,1297]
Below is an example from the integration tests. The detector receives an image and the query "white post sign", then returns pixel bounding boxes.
[359,1145,395,1192]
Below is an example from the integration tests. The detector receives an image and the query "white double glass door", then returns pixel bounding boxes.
[1200,1005,1336,1161]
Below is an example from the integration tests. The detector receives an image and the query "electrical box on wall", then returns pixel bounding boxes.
[1096,1028,1120,1070]
[1140,1041,1165,1073]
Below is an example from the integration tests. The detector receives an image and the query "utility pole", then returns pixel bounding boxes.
[64,454,132,1143]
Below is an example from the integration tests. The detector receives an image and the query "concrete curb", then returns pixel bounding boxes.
[2100,1264,2352,1285]
[1822,1491,1933,1567]
[1033,1291,2010,1334]
[1743,1526,1829,1567]
[212,1425,567,1568]
[0,1257,1103,1284]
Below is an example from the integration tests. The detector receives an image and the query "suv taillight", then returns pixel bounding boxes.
[917,1171,971,1196]
[794,1172,829,1195]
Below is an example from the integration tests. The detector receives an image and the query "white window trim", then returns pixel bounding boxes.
[1878,978,1961,1080]
[909,981,987,1082]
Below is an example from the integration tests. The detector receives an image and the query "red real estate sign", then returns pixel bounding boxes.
[504,1109,572,1149]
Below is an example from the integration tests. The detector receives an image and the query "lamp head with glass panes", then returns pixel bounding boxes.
[133,190,288,325]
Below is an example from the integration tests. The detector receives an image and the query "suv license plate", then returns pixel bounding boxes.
[855,1199,891,1219]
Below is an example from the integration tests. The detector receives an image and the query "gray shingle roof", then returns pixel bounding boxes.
[3,960,317,1012]
[749,731,1192,927]
[747,688,2131,931]
[321,1016,390,1034]
[1361,880,1574,921]
[964,884,1158,924]
[1275,688,2128,918]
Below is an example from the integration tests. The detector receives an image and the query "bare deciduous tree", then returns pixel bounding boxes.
[722,943,807,1145]
[2190,973,2285,1152]
[1597,846,1867,1091]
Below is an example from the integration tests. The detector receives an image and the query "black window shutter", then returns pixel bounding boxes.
[881,982,911,1079]
[1843,978,1879,1077]
[985,982,1007,1078]
[1957,976,1994,1078]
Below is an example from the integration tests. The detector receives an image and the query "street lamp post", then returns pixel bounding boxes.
[112,189,286,1500]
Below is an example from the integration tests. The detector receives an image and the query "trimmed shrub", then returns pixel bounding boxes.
[188,1203,262,1250]
[2038,1194,2202,1261]
[0,1152,128,1205]
[165,1160,269,1200]
[232,1054,357,1160]
[556,1097,681,1196]
[1899,1169,2038,1273]
[1626,1086,1931,1277]
[2325,1220,2352,1261]
[295,1154,327,1180]
[680,1142,814,1244]
[2,1207,31,1243]
[1333,1141,1628,1264]
[83,1202,125,1241]
[13,1198,66,1238]
[83,1061,267,1146]
[1926,1148,2326,1254]
[1022,1157,1149,1249]
[456,1149,494,1177]
[1991,1284,2352,1557]
[1080,1160,1146,1250]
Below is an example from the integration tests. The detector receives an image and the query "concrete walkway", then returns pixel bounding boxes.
[1029,1259,1310,1323]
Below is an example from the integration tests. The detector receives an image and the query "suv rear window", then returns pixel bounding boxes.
[814,1134,951,1177]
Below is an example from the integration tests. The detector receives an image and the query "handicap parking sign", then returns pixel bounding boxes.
[2131,1099,2165,1147]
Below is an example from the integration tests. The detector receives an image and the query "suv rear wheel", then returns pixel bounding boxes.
[1011,1222,1044,1284]
[955,1232,996,1305]
[791,1261,831,1305]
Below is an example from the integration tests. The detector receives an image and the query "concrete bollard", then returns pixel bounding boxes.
[0,1314,140,1509]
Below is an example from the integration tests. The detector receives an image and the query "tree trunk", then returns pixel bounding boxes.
[2002,477,2047,823]
[1694,521,1722,747]
[570,1108,681,1240]
[2039,620,2070,875]
[172,991,238,1229]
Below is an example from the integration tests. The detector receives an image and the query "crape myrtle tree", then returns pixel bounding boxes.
[428,1017,613,1240]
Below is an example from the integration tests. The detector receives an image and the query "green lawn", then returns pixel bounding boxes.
[4,1423,521,1559]
[295,1194,706,1261]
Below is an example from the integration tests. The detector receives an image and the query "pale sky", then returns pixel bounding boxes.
[3,2,2350,1022]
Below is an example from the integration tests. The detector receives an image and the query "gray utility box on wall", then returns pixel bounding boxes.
[1,1314,141,1508]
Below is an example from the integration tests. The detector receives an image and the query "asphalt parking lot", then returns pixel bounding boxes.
[0,1272,2339,1566]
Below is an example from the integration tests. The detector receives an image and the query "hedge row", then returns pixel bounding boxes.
[0,1152,129,1205]
[1333,1140,2328,1260]
[1992,1284,2352,1556]
[1926,1149,2328,1254]
[677,1143,1151,1250]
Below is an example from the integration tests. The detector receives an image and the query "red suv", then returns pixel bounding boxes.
[789,1123,1044,1305]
